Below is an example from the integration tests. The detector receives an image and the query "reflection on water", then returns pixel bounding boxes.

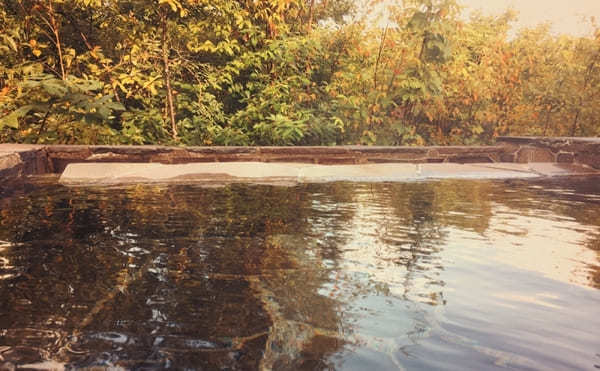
[1,176,599,370]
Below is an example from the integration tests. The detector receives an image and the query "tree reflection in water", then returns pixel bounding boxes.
[0,177,599,369]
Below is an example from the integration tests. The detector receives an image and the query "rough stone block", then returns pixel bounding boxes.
[575,153,600,169]
[366,157,426,163]
[0,153,22,172]
[348,146,428,155]
[500,153,516,162]
[316,157,359,165]
[556,152,575,163]
[444,154,494,163]
[259,146,348,155]
[187,146,257,155]
[515,147,555,163]
[435,146,503,155]
[214,154,262,162]
[86,152,133,161]
[427,149,440,157]
[0,150,50,181]
[264,156,319,163]
[362,152,428,162]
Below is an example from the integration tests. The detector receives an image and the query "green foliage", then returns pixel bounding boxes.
[0,0,598,145]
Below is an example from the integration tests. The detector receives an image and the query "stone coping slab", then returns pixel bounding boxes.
[58,162,599,186]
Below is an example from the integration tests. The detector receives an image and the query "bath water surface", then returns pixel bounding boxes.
[1,176,599,370]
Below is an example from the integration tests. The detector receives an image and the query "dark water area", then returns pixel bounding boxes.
[1,176,599,370]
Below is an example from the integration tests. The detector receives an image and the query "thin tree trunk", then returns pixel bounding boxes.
[418,34,427,62]
[47,0,65,80]
[307,0,315,31]
[571,57,597,136]
[387,51,406,94]
[374,25,388,89]
[542,107,552,136]
[570,111,580,137]
[161,11,177,140]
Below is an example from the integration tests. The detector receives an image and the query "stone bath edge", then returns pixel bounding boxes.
[58,162,600,186]
[1,137,599,184]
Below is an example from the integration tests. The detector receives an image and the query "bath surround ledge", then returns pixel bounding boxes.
[1,137,599,183]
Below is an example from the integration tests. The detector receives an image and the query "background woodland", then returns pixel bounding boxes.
[1,0,599,146]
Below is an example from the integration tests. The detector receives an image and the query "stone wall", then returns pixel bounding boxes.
[0,145,49,181]
[497,137,600,169]
[1,137,599,183]
[42,144,505,172]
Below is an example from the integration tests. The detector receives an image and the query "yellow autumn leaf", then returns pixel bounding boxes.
[32,49,41,57]
[91,46,100,59]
